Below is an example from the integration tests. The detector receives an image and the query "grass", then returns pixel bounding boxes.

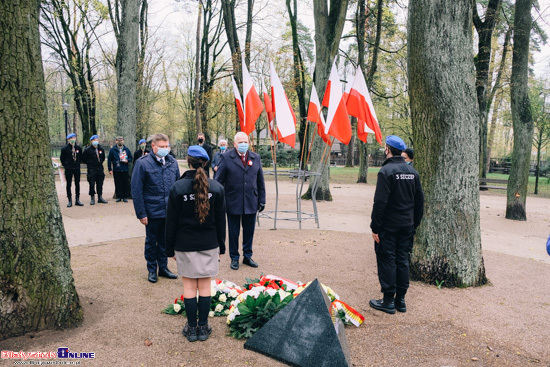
[265,165,550,199]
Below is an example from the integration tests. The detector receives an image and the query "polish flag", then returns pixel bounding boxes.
[321,61,352,145]
[242,58,264,135]
[346,66,382,144]
[231,76,244,130]
[262,80,276,140]
[270,62,296,147]
[307,83,332,146]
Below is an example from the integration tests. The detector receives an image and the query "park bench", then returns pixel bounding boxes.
[479,178,508,190]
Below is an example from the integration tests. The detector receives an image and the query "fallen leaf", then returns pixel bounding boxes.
[487,346,493,351]
[144,339,152,346]
[471,357,479,361]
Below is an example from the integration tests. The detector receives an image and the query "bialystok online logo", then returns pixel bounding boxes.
[1,348,95,360]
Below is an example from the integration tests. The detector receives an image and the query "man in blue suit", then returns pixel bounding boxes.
[216,132,266,270]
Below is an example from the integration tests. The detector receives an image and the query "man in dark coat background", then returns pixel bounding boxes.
[131,133,180,283]
[215,131,265,270]
[60,133,84,207]
[82,134,108,205]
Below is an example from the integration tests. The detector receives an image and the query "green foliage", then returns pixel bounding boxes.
[228,292,294,340]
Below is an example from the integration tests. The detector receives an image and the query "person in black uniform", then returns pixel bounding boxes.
[60,133,84,207]
[165,145,226,342]
[82,135,108,205]
[370,135,424,314]
[197,132,213,176]
[134,139,150,161]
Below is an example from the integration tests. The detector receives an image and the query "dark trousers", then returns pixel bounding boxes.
[64,169,80,198]
[227,213,256,260]
[87,170,105,196]
[113,171,130,199]
[144,218,168,273]
[375,226,415,296]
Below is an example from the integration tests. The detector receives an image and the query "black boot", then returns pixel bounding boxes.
[395,291,407,312]
[75,196,84,206]
[90,195,95,205]
[98,195,108,204]
[369,293,396,314]
[67,198,72,208]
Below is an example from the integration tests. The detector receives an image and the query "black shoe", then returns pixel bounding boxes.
[75,198,84,206]
[182,323,198,342]
[158,268,178,279]
[230,259,239,270]
[116,198,122,202]
[123,198,128,203]
[90,196,95,205]
[243,258,258,268]
[197,324,212,341]
[148,271,157,283]
[98,196,108,204]
[369,298,396,314]
[67,199,72,208]
[395,298,406,313]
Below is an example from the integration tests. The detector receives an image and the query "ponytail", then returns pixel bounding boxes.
[188,156,210,223]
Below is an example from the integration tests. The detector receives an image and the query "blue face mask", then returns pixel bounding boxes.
[156,148,170,157]
[237,142,249,154]
[92,141,99,147]
[406,161,411,165]
[220,146,227,151]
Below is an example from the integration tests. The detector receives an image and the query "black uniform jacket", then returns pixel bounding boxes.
[60,144,83,170]
[165,170,226,257]
[82,145,106,171]
[370,156,424,233]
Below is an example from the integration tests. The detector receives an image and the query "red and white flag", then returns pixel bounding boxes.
[346,66,382,144]
[261,80,276,140]
[321,60,352,145]
[307,82,331,146]
[270,61,296,147]
[231,76,245,129]
[242,58,264,135]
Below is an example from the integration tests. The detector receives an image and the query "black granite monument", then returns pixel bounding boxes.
[244,279,350,366]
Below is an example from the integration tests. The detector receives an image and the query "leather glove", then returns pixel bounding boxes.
[258,203,265,212]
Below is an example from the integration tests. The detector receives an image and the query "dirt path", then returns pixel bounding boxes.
[1,177,549,366]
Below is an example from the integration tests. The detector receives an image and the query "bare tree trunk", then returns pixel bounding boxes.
[0,0,82,339]
[304,0,349,201]
[408,0,486,287]
[221,0,242,131]
[195,1,202,134]
[115,0,139,153]
[506,0,534,220]
[486,90,503,171]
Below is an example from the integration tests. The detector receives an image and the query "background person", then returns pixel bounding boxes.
[370,135,424,314]
[60,133,83,207]
[211,138,227,179]
[165,146,226,342]
[131,133,180,283]
[215,132,265,270]
[108,136,133,202]
[82,134,107,205]
[197,132,213,176]
[134,138,150,161]
[402,148,414,166]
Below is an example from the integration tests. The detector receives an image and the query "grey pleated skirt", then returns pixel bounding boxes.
[175,248,219,278]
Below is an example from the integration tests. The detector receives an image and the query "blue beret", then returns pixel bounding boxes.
[188,145,209,161]
[67,133,76,139]
[90,135,99,141]
[139,139,146,144]
[386,135,406,151]
[547,234,550,256]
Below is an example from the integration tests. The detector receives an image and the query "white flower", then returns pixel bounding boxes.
[173,303,181,313]
[215,304,224,312]
[218,284,229,293]
[266,288,277,297]
[229,289,239,298]
[219,294,227,302]
[278,289,290,300]
[211,288,217,297]
[224,309,230,315]
[209,311,215,317]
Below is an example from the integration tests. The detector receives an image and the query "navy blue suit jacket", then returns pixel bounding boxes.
[215,148,265,215]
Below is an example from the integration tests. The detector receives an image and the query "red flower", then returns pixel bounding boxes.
[174,298,178,304]
[247,160,253,166]
[181,295,184,301]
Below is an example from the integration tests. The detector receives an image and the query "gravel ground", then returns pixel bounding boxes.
[1,176,549,367]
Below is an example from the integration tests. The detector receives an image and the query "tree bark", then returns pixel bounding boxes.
[506,0,534,220]
[195,1,202,134]
[408,0,486,287]
[304,0,349,201]
[473,0,501,180]
[114,0,139,153]
[0,0,82,339]
[221,0,242,131]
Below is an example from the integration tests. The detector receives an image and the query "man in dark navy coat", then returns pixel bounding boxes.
[216,132,266,270]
